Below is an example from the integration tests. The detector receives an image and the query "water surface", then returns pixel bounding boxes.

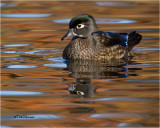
[1,1,159,127]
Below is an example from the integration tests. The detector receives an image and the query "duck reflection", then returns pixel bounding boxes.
[64,58,134,98]
[68,78,95,98]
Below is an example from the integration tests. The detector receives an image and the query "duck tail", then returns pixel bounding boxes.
[128,31,142,52]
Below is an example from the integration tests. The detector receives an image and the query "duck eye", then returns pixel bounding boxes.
[76,24,84,29]
[77,24,81,28]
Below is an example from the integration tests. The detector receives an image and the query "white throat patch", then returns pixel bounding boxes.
[72,30,84,37]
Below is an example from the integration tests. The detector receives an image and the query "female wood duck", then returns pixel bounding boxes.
[61,14,142,60]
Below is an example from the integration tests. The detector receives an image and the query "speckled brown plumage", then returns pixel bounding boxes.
[63,36,128,60]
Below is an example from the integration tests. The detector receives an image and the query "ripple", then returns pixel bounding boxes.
[47,57,63,62]
[12,85,46,87]
[44,63,67,68]
[1,126,13,128]
[1,50,55,55]
[117,122,143,127]
[137,29,159,32]
[96,18,136,24]
[53,18,70,23]
[2,44,29,47]
[96,2,137,6]
[111,29,159,33]
[143,38,154,40]
[47,57,66,63]
[53,18,136,24]
[1,91,45,96]
[1,114,62,120]
[0,3,17,7]
[3,65,37,69]
[90,113,143,119]
[125,64,152,69]
[1,58,24,61]
[134,47,160,51]
[1,13,52,18]
[87,97,152,102]
[21,50,55,55]
[1,51,17,54]
[127,80,159,83]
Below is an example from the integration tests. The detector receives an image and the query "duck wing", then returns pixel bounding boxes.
[105,31,142,52]
[92,31,127,47]
[105,32,128,47]
[92,31,142,52]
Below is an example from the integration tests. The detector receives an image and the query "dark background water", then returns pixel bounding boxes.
[1,1,159,127]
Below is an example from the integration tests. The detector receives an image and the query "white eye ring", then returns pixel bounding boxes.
[76,24,85,29]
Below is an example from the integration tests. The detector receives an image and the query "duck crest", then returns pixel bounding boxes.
[69,14,98,29]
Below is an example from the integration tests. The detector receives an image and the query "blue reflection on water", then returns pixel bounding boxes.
[44,63,67,68]
[111,29,159,33]
[143,38,155,40]
[53,18,136,24]
[1,58,25,61]
[88,97,152,102]
[1,13,52,18]
[45,57,67,68]
[1,50,56,55]
[0,3,16,7]
[47,57,66,62]
[96,2,136,6]
[1,126,13,128]
[134,47,160,51]
[1,51,17,54]
[90,113,145,118]
[53,18,70,23]
[127,80,159,83]
[3,65,37,69]
[1,91,45,96]
[117,122,143,127]
[12,85,46,87]
[1,114,62,120]
[2,44,29,47]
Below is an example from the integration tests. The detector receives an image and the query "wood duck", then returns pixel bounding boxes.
[61,14,142,60]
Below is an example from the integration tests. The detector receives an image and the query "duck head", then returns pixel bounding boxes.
[61,14,98,40]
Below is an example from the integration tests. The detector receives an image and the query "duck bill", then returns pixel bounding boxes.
[61,29,73,41]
